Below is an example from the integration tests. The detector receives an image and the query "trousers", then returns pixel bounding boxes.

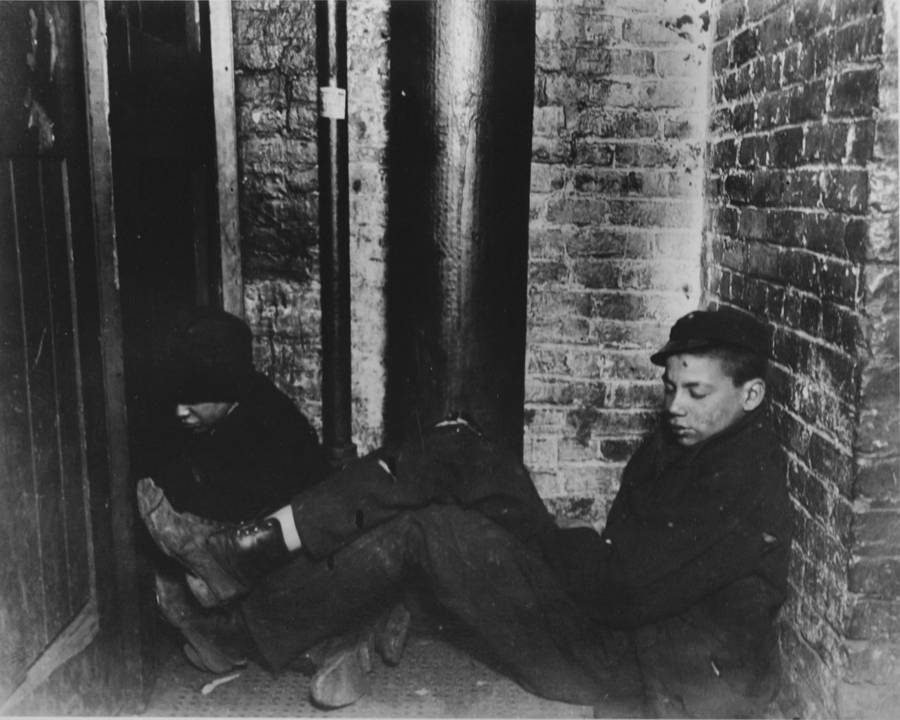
[243,504,641,707]
[241,424,643,707]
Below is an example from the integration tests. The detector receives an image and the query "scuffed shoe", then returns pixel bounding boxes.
[375,603,411,666]
[154,574,249,674]
[309,633,374,709]
[138,477,244,604]
[205,517,290,596]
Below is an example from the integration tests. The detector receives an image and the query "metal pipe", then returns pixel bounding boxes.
[315,0,356,467]
[385,0,536,454]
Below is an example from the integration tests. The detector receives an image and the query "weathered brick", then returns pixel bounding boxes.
[732,102,756,132]
[529,259,568,285]
[546,196,610,225]
[836,0,884,24]
[792,0,821,40]
[738,135,768,167]
[528,314,592,344]
[803,121,853,165]
[760,6,792,54]
[789,80,827,123]
[531,163,567,193]
[733,27,760,66]
[848,599,900,641]
[845,640,900,686]
[814,30,836,76]
[783,43,816,84]
[821,303,863,354]
[533,135,575,163]
[830,69,881,117]
[756,90,790,128]
[576,48,655,77]
[850,558,900,598]
[715,1,746,40]
[607,381,663,408]
[712,39,731,72]
[856,457,900,503]
[821,169,869,214]
[614,142,702,168]
[573,138,614,165]
[533,105,566,136]
[853,510,900,555]
[835,16,884,63]
[848,119,876,164]
[574,109,659,138]
[770,127,804,166]
[712,138,737,168]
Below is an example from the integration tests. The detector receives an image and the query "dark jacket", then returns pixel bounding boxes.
[544,407,791,716]
[153,373,327,522]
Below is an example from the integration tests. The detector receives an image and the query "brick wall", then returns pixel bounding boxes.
[232,0,389,452]
[526,0,710,524]
[705,0,899,716]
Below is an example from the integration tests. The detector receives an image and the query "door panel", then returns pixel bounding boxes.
[0,159,96,705]
[0,2,100,708]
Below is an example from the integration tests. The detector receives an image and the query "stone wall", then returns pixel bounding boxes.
[232,0,389,452]
[704,0,899,716]
[525,0,710,524]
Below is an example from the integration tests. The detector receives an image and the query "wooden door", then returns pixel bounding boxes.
[0,2,140,711]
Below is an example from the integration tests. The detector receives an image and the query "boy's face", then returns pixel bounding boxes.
[662,353,760,447]
[176,402,233,433]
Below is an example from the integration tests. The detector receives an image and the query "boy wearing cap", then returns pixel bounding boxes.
[159,307,791,717]
[136,307,328,669]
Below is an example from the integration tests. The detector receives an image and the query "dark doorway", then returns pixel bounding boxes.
[105,0,221,477]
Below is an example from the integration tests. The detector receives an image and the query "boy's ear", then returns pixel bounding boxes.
[741,378,766,412]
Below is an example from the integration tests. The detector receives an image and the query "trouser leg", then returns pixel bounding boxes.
[243,504,641,707]
[292,425,555,560]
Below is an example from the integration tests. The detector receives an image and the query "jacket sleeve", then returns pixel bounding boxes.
[151,391,327,522]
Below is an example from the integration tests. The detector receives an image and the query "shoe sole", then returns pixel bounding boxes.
[377,604,411,666]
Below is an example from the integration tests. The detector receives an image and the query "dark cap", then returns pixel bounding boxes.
[650,307,769,366]
[166,307,254,403]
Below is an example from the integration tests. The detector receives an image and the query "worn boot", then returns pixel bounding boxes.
[138,477,245,605]
[309,631,375,709]
[154,573,249,674]
[204,517,291,597]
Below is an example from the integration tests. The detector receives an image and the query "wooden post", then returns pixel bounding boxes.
[208,0,243,317]
[80,0,144,708]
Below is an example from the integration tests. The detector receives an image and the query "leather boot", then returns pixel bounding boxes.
[309,631,374,709]
[138,477,244,605]
[154,573,249,674]
[204,517,290,597]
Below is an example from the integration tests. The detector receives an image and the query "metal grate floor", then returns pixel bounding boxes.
[141,629,595,718]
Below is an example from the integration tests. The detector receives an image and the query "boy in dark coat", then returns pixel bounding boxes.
[162,307,792,717]
[136,308,326,667]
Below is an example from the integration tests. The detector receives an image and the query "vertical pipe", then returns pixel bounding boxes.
[315,0,356,466]
[385,0,536,454]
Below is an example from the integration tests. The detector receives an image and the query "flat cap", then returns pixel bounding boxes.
[650,307,769,366]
